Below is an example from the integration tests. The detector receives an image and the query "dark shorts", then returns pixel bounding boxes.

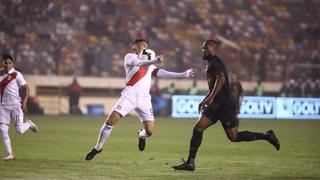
[202,102,239,130]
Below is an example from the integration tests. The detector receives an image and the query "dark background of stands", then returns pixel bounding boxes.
[0,0,319,83]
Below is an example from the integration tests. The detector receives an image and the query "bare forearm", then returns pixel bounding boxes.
[22,85,30,105]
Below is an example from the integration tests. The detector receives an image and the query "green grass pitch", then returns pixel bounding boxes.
[0,115,320,180]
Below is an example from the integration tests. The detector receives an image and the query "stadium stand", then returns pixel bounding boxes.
[0,0,318,81]
[0,0,319,114]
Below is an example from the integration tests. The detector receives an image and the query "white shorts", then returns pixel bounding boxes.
[112,91,154,122]
[0,107,24,125]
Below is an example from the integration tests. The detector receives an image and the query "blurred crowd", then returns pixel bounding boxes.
[0,0,319,81]
[280,78,320,97]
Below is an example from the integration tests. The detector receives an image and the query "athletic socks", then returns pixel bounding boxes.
[15,121,32,134]
[187,128,203,162]
[236,131,267,142]
[0,124,13,156]
[94,123,113,151]
[138,129,148,139]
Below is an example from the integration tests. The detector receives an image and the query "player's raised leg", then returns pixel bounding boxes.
[85,111,121,161]
[13,108,38,134]
[15,120,38,134]
[225,127,280,150]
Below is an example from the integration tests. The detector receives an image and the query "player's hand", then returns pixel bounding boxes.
[156,55,164,63]
[185,68,196,78]
[22,103,28,113]
[200,98,213,112]
[198,102,203,113]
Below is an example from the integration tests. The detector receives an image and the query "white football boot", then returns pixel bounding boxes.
[28,119,38,133]
[3,154,15,161]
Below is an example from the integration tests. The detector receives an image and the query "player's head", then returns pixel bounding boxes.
[132,39,149,54]
[202,39,222,60]
[229,71,238,83]
[2,54,14,71]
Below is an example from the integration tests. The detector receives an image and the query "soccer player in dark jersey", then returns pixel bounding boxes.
[171,40,280,171]
[229,71,243,113]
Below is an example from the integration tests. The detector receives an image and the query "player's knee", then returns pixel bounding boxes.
[194,126,204,132]
[106,120,114,126]
[106,117,117,126]
[0,126,9,138]
[106,112,122,126]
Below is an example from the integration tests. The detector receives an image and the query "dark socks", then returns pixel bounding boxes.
[236,131,267,142]
[187,128,203,163]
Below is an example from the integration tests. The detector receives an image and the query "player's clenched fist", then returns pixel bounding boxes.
[185,68,196,78]
[156,55,164,63]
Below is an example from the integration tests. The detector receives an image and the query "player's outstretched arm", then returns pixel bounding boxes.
[156,68,196,79]
[130,55,164,67]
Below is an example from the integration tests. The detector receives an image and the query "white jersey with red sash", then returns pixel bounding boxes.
[123,53,158,92]
[0,68,27,108]
[111,53,159,122]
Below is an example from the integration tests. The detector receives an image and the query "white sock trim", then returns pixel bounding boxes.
[138,129,148,139]
[94,123,113,150]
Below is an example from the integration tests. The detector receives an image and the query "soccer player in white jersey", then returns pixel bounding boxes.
[86,39,196,160]
[0,54,38,161]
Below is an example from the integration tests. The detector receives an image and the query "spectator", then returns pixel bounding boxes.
[150,80,166,115]
[187,80,199,95]
[315,79,320,97]
[163,82,176,95]
[162,82,176,116]
[67,77,83,114]
[279,80,290,97]
[229,71,243,113]
[27,96,44,114]
[255,81,264,96]
[0,0,318,82]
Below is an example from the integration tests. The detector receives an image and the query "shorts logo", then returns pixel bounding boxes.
[116,105,122,110]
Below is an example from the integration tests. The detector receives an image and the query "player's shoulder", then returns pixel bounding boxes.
[12,69,23,75]
[124,53,137,60]
[11,69,25,80]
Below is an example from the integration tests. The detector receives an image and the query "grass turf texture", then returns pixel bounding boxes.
[0,115,320,180]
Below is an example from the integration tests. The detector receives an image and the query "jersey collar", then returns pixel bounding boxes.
[5,67,15,74]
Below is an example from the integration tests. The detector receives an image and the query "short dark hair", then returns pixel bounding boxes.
[131,39,148,46]
[205,39,222,48]
[2,54,13,61]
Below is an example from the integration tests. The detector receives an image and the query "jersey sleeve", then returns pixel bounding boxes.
[124,53,135,66]
[150,65,159,77]
[212,62,224,76]
[16,72,27,87]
